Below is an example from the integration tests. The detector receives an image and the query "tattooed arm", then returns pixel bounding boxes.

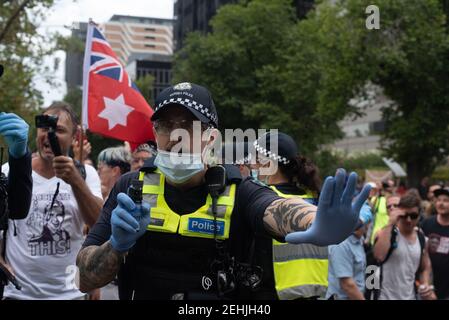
[263,198,317,239]
[266,170,371,246]
[76,242,124,292]
[76,172,143,292]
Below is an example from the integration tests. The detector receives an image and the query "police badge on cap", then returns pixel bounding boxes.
[173,82,192,91]
[152,82,219,128]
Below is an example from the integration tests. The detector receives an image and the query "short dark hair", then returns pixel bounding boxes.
[399,191,421,209]
[43,101,79,135]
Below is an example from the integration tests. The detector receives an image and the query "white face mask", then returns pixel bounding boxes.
[154,150,205,184]
[251,169,259,180]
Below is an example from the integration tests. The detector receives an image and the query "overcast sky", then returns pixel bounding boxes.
[36,0,174,106]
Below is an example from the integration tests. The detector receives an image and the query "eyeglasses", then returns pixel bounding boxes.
[153,119,197,135]
[400,212,420,220]
[387,204,398,210]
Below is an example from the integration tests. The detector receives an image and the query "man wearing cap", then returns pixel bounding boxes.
[421,187,449,299]
[76,82,370,300]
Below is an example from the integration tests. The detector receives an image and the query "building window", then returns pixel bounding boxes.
[145,44,156,48]
[145,27,156,32]
[145,36,156,40]
[370,121,386,134]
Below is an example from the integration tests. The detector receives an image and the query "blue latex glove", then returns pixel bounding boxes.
[285,169,371,246]
[0,113,29,159]
[110,193,151,253]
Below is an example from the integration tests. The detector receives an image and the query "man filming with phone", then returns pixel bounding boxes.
[1,102,103,300]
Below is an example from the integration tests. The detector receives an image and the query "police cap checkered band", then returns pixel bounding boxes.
[253,141,290,165]
[152,82,218,127]
[254,131,299,165]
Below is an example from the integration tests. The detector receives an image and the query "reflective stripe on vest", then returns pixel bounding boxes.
[139,170,236,240]
[270,186,328,300]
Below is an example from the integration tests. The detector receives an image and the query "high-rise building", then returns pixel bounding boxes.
[65,22,88,90]
[64,15,174,89]
[294,0,315,18]
[173,0,316,51]
[173,0,235,51]
[102,15,174,66]
[331,87,388,153]
[126,53,173,103]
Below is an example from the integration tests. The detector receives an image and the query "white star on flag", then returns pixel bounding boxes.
[99,94,134,130]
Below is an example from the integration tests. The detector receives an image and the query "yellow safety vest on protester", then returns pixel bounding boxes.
[270,186,328,300]
[369,196,388,245]
[139,170,236,239]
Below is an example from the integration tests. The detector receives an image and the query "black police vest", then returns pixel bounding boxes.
[117,163,242,300]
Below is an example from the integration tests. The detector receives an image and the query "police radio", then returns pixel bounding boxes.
[128,180,143,204]
[205,165,226,215]
[205,165,263,297]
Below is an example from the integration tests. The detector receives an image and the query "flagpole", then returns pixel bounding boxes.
[81,18,95,131]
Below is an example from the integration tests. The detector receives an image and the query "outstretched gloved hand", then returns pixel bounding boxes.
[285,169,371,246]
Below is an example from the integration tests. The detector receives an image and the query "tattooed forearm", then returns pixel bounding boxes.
[263,198,317,238]
[76,241,124,292]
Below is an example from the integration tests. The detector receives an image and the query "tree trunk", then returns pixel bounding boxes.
[406,160,429,189]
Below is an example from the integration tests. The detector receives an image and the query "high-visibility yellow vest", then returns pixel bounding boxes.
[369,196,388,245]
[139,170,237,240]
[270,186,328,300]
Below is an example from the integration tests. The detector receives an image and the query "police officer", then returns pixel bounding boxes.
[249,132,328,299]
[77,83,371,300]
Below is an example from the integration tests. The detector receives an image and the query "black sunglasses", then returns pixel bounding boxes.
[400,212,420,220]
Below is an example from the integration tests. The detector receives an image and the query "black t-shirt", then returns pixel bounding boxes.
[83,161,281,299]
[421,216,449,299]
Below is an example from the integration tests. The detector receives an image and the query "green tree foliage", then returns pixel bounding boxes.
[313,150,386,179]
[0,0,60,155]
[173,0,373,155]
[327,0,449,187]
[175,0,449,186]
[0,0,56,120]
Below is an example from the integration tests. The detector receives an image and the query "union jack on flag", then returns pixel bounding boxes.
[82,22,154,148]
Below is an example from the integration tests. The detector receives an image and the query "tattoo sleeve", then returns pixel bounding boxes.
[76,241,124,292]
[263,198,317,238]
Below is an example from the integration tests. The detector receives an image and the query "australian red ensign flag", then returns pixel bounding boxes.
[81,22,154,146]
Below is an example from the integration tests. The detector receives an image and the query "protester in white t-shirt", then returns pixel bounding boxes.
[1,102,103,300]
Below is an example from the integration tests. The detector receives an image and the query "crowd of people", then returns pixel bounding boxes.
[0,83,448,301]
